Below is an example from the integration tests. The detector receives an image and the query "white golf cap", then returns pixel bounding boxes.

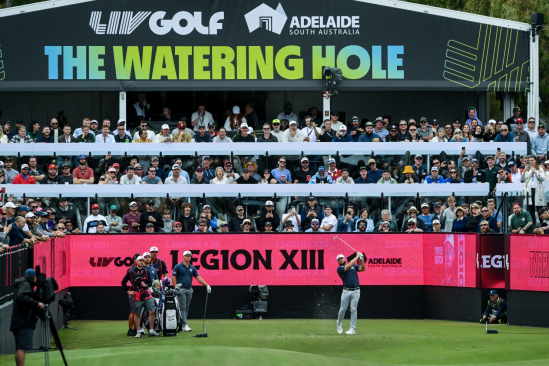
[240,123,249,129]
[25,212,35,218]
[118,119,125,124]
[149,246,159,252]
[5,202,16,208]
[232,106,240,114]
[183,250,192,256]
[265,200,274,206]
[21,164,29,169]
[339,125,347,131]
[421,203,429,208]
[129,201,137,207]
[143,252,151,257]
[432,219,441,224]
[161,124,169,130]
[136,256,144,261]
[336,254,345,260]
[488,119,496,125]
[289,120,297,125]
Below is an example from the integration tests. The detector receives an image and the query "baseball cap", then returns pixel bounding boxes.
[202,155,211,161]
[161,124,169,130]
[233,106,240,114]
[390,124,398,130]
[129,201,137,207]
[431,166,438,171]
[178,121,186,128]
[145,222,154,228]
[421,203,429,208]
[408,218,417,223]
[146,199,154,205]
[242,168,249,173]
[283,221,294,227]
[121,223,129,228]
[240,123,249,129]
[172,164,181,170]
[90,119,98,125]
[265,200,274,206]
[272,119,280,125]
[77,154,87,160]
[301,157,309,163]
[21,164,29,169]
[151,156,159,162]
[471,159,479,164]
[113,163,120,168]
[365,121,373,127]
[359,166,367,171]
[539,124,546,129]
[508,161,515,166]
[432,219,440,224]
[109,205,117,211]
[208,122,215,128]
[179,117,188,122]
[37,211,48,217]
[108,167,116,173]
[48,164,57,170]
[311,218,319,223]
[143,252,151,257]
[339,125,347,131]
[241,218,252,225]
[133,253,140,260]
[368,158,376,164]
[183,250,192,256]
[289,120,297,126]
[19,205,30,212]
[91,203,100,209]
[336,254,345,260]
[264,221,272,226]
[307,196,315,201]
[415,154,422,159]
[174,221,182,226]
[513,107,520,111]
[434,202,442,207]
[420,117,427,122]
[488,119,496,125]
[25,269,36,278]
[328,158,336,164]
[150,246,159,252]
[203,204,211,209]
[318,166,325,172]
[25,212,35,218]
[224,160,233,166]
[136,256,144,261]
[236,205,244,210]
[375,117,383,122]
[489,289,498,295]
[463,157,470,162]
[196,166,204,172]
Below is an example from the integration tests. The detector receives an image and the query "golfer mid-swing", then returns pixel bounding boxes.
[336,252,365,335]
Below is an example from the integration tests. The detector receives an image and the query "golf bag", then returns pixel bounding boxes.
[158,285,181,336]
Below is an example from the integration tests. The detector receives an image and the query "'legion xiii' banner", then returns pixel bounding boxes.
[0,0,530,91]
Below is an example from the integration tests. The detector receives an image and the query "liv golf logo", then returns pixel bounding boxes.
[245,3,360,36]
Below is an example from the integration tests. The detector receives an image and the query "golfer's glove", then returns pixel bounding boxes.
[207,285,212,294]
[360,254,365,260]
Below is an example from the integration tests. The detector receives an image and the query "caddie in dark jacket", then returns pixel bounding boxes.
[10,269,45,365]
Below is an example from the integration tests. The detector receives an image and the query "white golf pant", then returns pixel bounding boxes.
[337,289,360,330]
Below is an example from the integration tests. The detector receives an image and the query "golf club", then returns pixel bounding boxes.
[486,321,500,334]
[333,236,359,252]
[196,292,209,338]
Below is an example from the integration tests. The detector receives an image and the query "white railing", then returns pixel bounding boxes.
[0,142,526,157]
[1,183,490,198]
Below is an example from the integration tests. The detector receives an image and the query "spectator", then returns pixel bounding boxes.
[406,124,423,142]
[57,198,77,225]
[302,116,320,142]
[462,124,473,141]
[270,119,284,142]
[224,106,246,131]
[209,166,228,184]
[487,199,503,230]
[333,125,353,142]
[509,202,533,234]
[256,123,278,143]
[41,164,62,184]
[425,167,444,184]
[377,170,397,184]
[36,127,54,143]
[3,122,16,140]
[505,107,522,133]
[411,155,427,181]
[271,156,291,184]
[494,125,514,142]
[282,120,304,142]
[526,117,538,140]
[237,219,254,233]
[464,159,486,183]
[243,161,261,181]
[336,169,354,184]
[257,201,280,232]
[192,103,215,131]
[400,165,420,183]
[223,161,239,184]
[106,205,123,233]
[293,157,313,184]
[466,203,482,232]
[513,119,532,154]
[72,118,89,138]
[228,205,246,232]
[120,166,141,185]
[326,158,342,181]
[190,166,210,184]
[358,122,380,142]
[259,169,276,184]
[534,208,549,234]
[218,221,229,233]
[123,202,141,232]
[484,156,498,193]
[132,120,155,141]
[173,120,193,143]
[318,119,335,142]
[397,120,411,141]
[194,125,213,143]
[532,124,549,161]
[134,128,152,143]
[465,107,483,127]
[99,167,118,184]
[131,92,152,125]
[27,121,41,142]
[385,124,399,142]
[300,196,323,231]
[478,207,498,232]
[160,209,175,233]
[432,219,443,232]
[141,167,163,185]
[417,117,434,141]
[347,116,364,142]
[58,125,76,143]
[235,168,259,184]
[401,206,426,232]
[176,203,195,233]
[373,117,389,141]
[140,200,162,232]
[10,126,34,143]
[495,151,510,173]
[0,127,8,144]
[13,164,35,185]
[277,101,298,124]
[320,206,338,232]
[305,218,324,232]
[379,221,392,232]
[355,208,374,232]
[281,206,301,231]
[521,155,546,223]
[83,203,109,233]
[406,219,423,233]
[95,124,115,144]
[354,166,373,184]
[321,111,343,131]
[338,206,358,232]
[419,203,434,231]
[155,124,173,143]
[112,121,131,143]
[75,126,95,143]
[309,166,333,184]
[165,164,187,184]
[212,127,233,143]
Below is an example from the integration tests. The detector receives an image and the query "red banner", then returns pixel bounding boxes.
[33,237,71,291]
[479,234,506,289]
[423,234,477,287]
[31,233,478,287]
[510,235,549,292]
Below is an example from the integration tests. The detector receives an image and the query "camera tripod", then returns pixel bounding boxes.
[59,303,78,331]
[36,305,68,366]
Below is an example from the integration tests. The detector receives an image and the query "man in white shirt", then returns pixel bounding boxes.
[271,119,284,142]
[132,121,155,141]
[302,116,320,143]
[191,103,215,132]
[97,119,115,136]
[321,112,343,132]
[276,101,298,124]
[320,206,338,232]
[120,166,141,184]
[165,164,187,184]
[95,125,115,143]
[282,121,304,142]
[526,117,538,141]
[212,127,233,143]
[156,124,173,143]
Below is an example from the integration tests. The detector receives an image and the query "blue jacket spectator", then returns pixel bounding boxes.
[333,128,353,142]
[478,215,498,233]
[494,131,514,142]
[465,107,483,127]
[424,172,445,184]
[308,167,333,184]
[531,126,549,156]
[338,216,359,232]
[452,208,468,232]
[358,132,380,143]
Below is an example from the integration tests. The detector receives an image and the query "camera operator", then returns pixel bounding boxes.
[10,269,45,366]
[121,256,160,338]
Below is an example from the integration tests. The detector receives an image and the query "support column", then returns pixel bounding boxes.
[502,92,513,122]
[119,91,126,125]
[528,29,540,125]
[322,91,331,122]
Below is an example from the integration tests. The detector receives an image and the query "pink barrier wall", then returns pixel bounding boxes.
[510,236,549,292]
[54,233,478,287]
[33,237,71,291]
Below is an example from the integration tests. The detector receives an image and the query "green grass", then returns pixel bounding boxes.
[2,319,549,365]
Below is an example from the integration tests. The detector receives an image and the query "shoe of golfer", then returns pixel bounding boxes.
[345,329,356,335]
[184,324,192,332]
[337,324,343,334]
[135,332,142,338]
[148,329,160,337]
